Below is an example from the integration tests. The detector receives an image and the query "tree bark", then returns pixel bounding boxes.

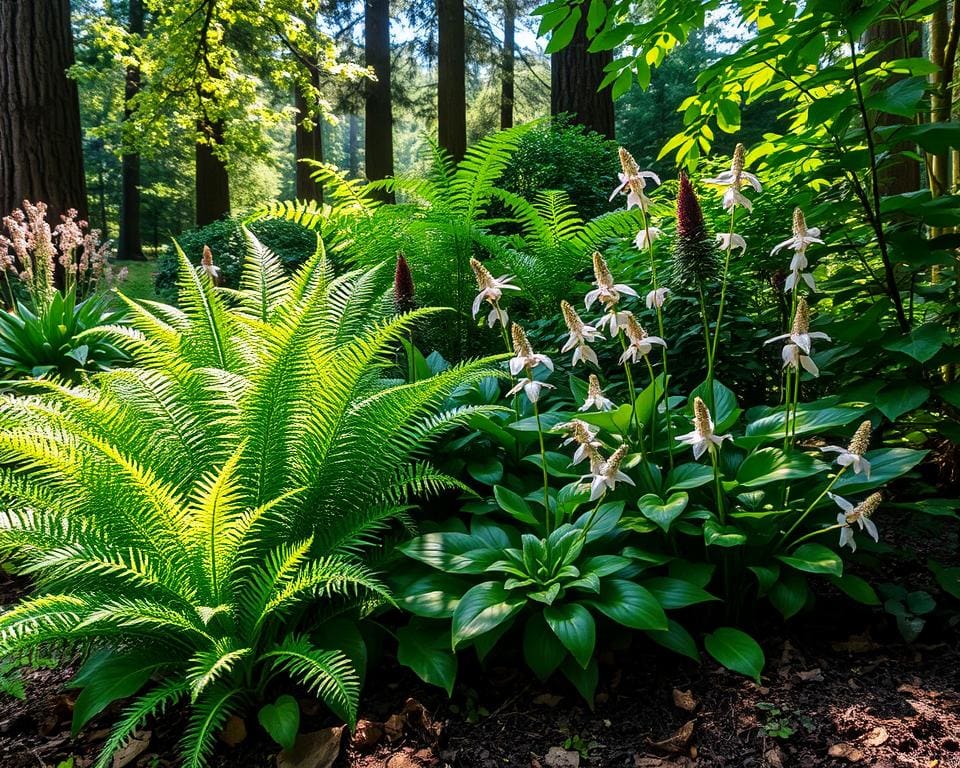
[500,0,515,130]
[348,113,360,178]
[550,2,615,139]
[195,119,230,227]
[0,0,88,223]
[295,73,324,202]
[437,0,467,162]
[364,0,394,192]
[119,0,145,260]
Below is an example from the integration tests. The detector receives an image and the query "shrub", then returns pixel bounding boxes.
[154,216,317,303]
[0,231,499,767]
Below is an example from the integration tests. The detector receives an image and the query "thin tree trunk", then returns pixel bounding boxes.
[438,0,467,162]
[348,114,360,178]
[500,0,515,130]
[365,0,394,196]
[119,0,145,260]
[550,1,615,139]
[0,0,88,223]
[295,78,323,202]
[931,1,950,198]
[195,118,230,227]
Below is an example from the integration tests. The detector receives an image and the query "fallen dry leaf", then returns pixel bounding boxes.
[828,743,864,762]
[649,720,695,753]
[862,726,889,747]
[277,726,344,768]
[763,746,784,768]
[384,713,406,743]
[352,719,385,750]
[634,757,667,767]
[219,714,247,747]
[797,668,824,682]
[544,746,580,768]
[832,633,880,653]
[112,730,151,768]
[533,693,564,708]
[672,689,697,712]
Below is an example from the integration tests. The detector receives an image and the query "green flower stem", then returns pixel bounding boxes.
[644,355,658,455]
[495,300,522,432]
[574,496,606,549]
[710,207,738,365]
[782,365,793,453]
[789,361,801,444]
[638,209,675,468]
[696,282,716,413]
[710,446,725,525]
[779,466,847,548]
[618,333,643,451]
[529,366,551,533]
[788,523,844,550]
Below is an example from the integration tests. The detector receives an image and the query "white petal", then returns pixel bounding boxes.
[799,354,819,377]
[862,517,879,542]
[829,492,855,513]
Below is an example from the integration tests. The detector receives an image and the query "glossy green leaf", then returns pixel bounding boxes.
[644,619,700,662]
[587,579,667,630]
[736,447,828,487]
[451,582,526,648]
[704,628,764,682]
[777,543,842,576]
[258,694,300,751]
[494,485,538,525]
[665,462,715,491]
[829,574,880,606]
[69,651,155,736]
[832,448,927,494]
[396,621,457,696]
[642,577,718,609]
[769,570,808,619]
[544,603,596,669]
[523,613,567,681]
[638,491,689,533]
[703,519,746,547]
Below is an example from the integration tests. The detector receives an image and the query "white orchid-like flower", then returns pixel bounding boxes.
[765,297,830,377]
[775,208,823,294]
[704,143,762,212]
[821,420,872,478]
[619,313,667,365]
[470,257,519,328]
[560,419,603,465]
[646,287,671,310]
[586,444,634,501]
[829,492,881,552]
[676,396,732,460]
[509,323,553,377]
[507,377,555,404]
[585,251,638,313]
[716,232,747,254]
[635,225,663,250]
[561,300,602,367]
[580,374,615,412]
[610,147,661,212]
[201,246,220,281]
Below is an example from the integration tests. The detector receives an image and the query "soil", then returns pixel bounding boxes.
[0,551,958,768]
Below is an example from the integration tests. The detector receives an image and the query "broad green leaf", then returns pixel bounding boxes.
[703,519,746,547]
[642,577,718,609]
[396,573,466,618]
[258,694,300,751]
[579,403,634,436]
[704,627,764,682]
[690,379,740,432]
[523,613,566,681]
[587,579,667,630]
[832,448,926,494]
[749,564,779,596]
[560,656,599,705]
[543,603,596,669]
[864,76,924,117]
[396,621,457,696]
[769,571,808,619]
[451,582,526,648]
[742,406,863,448]
[829,574,880,606]
[777,543,842,576]
[665,462,715,491]
[736,448,828,487]
[875,382,929,422]
[644,619,700,662]
[929,560,960,601]
[667,560,715,588]
[883,324,952,363]
[468,456,503,485]
[494,485,538,525]
[398,532,504,574]
[70,651,155,736]
[638,492,689,533]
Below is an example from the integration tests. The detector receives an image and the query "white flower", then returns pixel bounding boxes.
[507,377,554,404]
[704,143,761,212]
[765,297,830,377]
[676,396,732,460]
[619,313,667,365]
[596,309,632,336]
[829,492,881,552]
[635,225,663,250]
[784,269,817,293]
[201,245,220,280]
[470,257,519,327]
[585,251,637,312]
[509,323,553,376]
[716,232,747,254]
[561,300,602,367]
[580,374,615,412]
[821,420,872,478]
[645,287,671,310]
[772,208,823,257]
[585,444,634,500]
[611,148,661,212]
[560,419,603,465]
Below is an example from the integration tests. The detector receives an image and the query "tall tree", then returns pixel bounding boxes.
[195,117,230,227]
[550,4,614,139]
[364,0,395,187]
[118,0,145,259]
[438,0,467,162]
[0,0,88,222]
[500,0,515,129]
[295,78,324,201]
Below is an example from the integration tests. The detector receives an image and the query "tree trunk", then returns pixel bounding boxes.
[295,76,323,202]
[364,0,394,193]
[550,2,615,139]
[348,114,360,178]
[195,119,230,227]
[119,0,145,260]
[500,0,515,130]
[0,0,88,223]
[437,0,466,162]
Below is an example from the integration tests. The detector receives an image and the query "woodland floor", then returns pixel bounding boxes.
[0,523,958,768]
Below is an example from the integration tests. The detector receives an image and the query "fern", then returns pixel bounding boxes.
[0,232,501,768]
